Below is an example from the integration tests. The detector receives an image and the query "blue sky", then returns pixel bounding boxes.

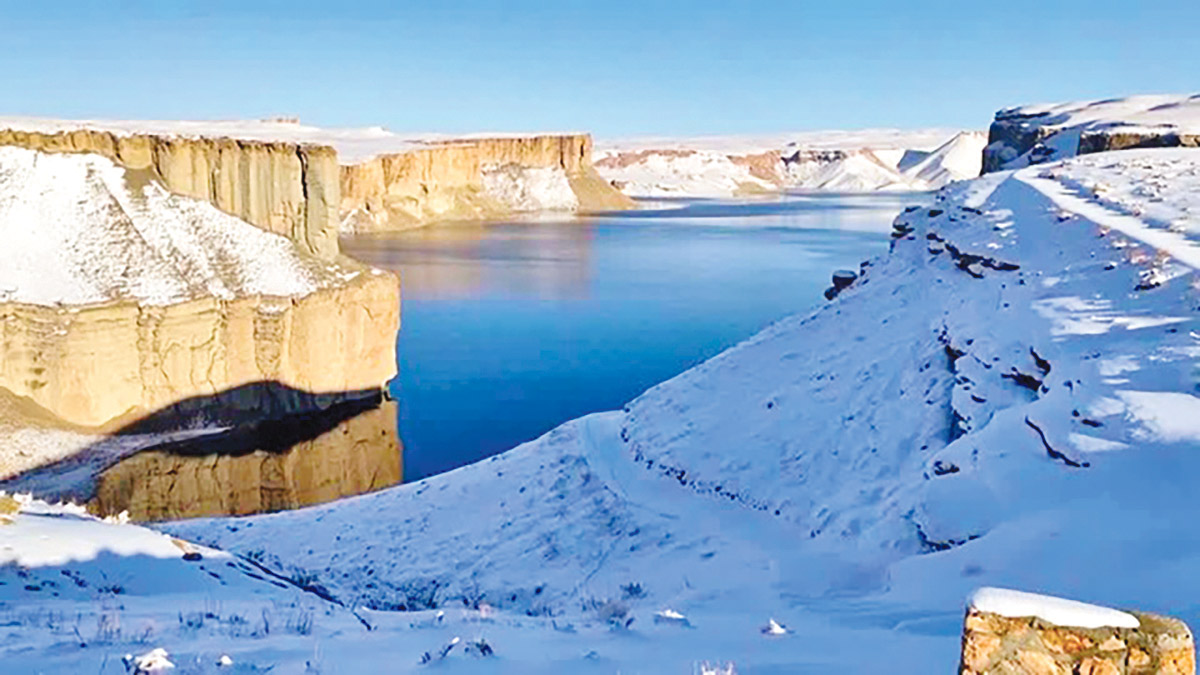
[1,1,1197,136]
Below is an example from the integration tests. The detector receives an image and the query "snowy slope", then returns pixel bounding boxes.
[147,148,1200,671]
[0,146,354,306]
[596,130,985,197]
[984,93,1200,171]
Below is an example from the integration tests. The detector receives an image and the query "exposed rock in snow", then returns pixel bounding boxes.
[982,93,1200,173]
[595,130,986,197]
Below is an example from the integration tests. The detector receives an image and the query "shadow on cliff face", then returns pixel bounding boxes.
[3,381,403,522]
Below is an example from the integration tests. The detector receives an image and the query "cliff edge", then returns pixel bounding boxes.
[340,133,634,232]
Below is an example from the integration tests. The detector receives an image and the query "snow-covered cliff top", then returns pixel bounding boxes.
[996,93,1200,135]
[0,145,350,306]
[985,93,1200,172]
[0,116,586,165]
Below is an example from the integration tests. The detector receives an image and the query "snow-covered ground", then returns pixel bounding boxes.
[594,130,986,197]
[6,146,1200,672]
[0,146,359,307]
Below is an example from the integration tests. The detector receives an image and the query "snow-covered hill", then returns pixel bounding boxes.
[0,145,350,306]
[595,130,986,197]
[983,93,1200,172]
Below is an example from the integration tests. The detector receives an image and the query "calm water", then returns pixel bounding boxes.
[344,192,923,480]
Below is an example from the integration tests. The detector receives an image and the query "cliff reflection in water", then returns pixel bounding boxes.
[91,388,402,522]
[343,219,593,300]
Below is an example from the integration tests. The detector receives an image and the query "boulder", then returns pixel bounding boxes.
[960,588,1194,674]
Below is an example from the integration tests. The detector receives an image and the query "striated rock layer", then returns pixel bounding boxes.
[0,270,399,429]
[0,127,340,259]
[340,134,634,231]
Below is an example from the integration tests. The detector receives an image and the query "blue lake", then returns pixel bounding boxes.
[342,192,922,480]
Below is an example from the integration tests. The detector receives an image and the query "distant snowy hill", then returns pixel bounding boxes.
[594,129,986,197]
[983,92,1200,172]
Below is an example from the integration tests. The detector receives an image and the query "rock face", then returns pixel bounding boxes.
[0,144,400,430]
[91,399,401,521]
[960,606,1195,674]
[339,134,633,231]
[0,271,398,428]
[0,127,340,259]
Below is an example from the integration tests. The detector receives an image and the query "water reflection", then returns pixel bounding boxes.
[2,388,402,522]
[92,399,401,521]
[346,221,594,300]
[344,193,919,480]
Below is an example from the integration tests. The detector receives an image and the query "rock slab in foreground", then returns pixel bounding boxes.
[961,590,1194,674]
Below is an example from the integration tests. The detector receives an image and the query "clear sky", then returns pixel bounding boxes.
[2,1,1197,137]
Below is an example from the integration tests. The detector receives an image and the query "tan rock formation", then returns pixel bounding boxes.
[91,399,402,521]
[960,607,1195,674]
[0,128,339,259]
[340,134,634,231]
[0,269,398,429]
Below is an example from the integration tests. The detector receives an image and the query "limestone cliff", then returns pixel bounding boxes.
[339,134,634,231]
[0,145,399,430]
[0,127,340,259]
[0,270,398,428]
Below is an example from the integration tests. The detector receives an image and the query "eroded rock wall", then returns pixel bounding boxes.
[340,134,633,231]
[0,128,340,258]
[0,271,399,428]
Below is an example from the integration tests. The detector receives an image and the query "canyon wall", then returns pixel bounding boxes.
[0,270,399,429]
[340,134,633,231]
[0,128,340,259]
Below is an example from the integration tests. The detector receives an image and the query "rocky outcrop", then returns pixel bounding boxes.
[91,399,401,521]
[981,94,1200,173]
[0,270,398,429]
[339,134,633,231]
[0,127,340,258]
[961,600,1195,674]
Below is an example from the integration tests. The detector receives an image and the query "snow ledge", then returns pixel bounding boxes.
[969,587,1140,629]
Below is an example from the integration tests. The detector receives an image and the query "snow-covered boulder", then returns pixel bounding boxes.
[960,588,1194,675]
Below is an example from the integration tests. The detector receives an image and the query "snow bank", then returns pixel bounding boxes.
[968,587,1139,629]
